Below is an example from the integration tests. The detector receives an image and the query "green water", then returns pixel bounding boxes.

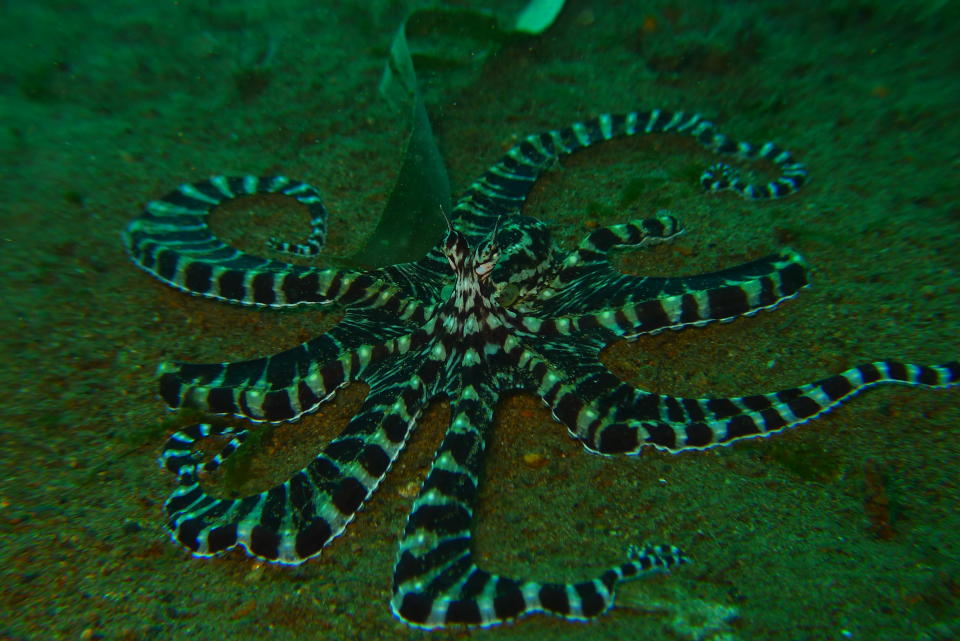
[1,1,958,640]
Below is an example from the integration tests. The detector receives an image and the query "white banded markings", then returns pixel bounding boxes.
[159,354,434,564]
[452,110,807,239]
[613,360,960,454]
[537,249,810,338]
[127,176,327,299]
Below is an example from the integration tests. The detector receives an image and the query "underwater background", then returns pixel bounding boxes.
[1,1,958,639]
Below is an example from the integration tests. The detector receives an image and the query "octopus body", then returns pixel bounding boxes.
[124,109,958,628]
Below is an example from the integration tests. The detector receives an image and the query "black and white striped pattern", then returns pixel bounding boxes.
[449,110,807,242]
[127,108,956,629]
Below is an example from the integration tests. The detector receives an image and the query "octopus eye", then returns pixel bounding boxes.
[473,243,499,278]
[475,259,496,278]
[443,233,457,254]
[442,230,469,270]
[474,241,493,261]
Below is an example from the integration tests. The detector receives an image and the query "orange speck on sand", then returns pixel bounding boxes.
[522,452,549,468]
[398,480,420,498]
[863,459,894,540]
[641,15,658,34]
[231,599,258,620]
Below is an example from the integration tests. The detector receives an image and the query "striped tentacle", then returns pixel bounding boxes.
[371,258,452,306]
[451,110,807,241]
[391,383,686,628]
[157,310,430,422]
[628,360,960,453]
[159,343,437,564]
[160,422,249,479]
[531,213,684,312]
[517,336,641,450]
[566,213,685,269]
[124,175,428,313]
[528,249,808,339]
[535,357,959,455]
